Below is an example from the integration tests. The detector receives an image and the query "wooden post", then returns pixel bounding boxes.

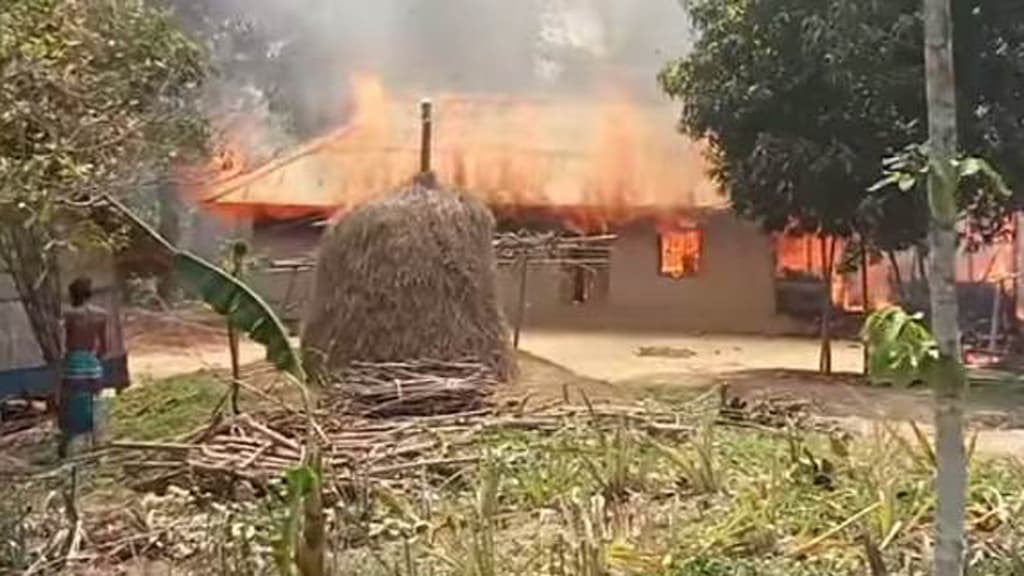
[862,243,871,375]
[818,236,836,375]
[989,280,1002,354]
[1012,215,1020,334]
[419,98,433,175]
[513,253,529,349]
[228,241,247,415]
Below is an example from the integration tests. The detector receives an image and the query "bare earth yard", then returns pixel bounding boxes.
[517,330,1024,457]
[123,313,1024,457]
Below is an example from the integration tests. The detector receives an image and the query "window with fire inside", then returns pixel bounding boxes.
[659,228,702,279]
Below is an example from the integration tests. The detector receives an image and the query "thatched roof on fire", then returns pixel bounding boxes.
[198,93,726,224]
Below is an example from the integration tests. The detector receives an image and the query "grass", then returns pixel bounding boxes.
[108,371,227,441]
[326,416,1020,575]
[6,368,1024,575]
[375,422,1024,576]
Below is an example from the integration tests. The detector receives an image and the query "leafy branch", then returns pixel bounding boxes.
[870,144,1010,199]
[868,144,1012,247]
[862,306,938,388]
[103,195,303,381]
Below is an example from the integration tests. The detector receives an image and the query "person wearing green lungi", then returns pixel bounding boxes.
[58,277,108,459]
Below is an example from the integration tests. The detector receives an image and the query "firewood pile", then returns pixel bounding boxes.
[105,388,835,501]
[0,399,49,436]
[112,401,703,495]
[325,359,499,418]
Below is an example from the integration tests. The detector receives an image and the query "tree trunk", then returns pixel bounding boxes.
[1010,215,1020,336]
[818,235,836,375]
[923,0,966,574]
[862,244,871,375]
[0,225,64,365]
[887,250,906,304]
[917,246,929,283]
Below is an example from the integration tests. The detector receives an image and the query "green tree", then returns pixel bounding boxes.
[0,0,208,364]
[660,0,1024,372]
[856,71,1009,576]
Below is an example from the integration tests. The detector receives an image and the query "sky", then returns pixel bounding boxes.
[190,0,693,134]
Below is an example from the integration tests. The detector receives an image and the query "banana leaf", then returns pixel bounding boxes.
[173,252,303,380]
[103,195,303,380]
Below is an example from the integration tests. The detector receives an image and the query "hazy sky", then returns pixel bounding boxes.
[200,0,690,97]
[183,0,693,149]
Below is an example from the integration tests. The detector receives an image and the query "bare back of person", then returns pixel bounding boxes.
[65,304,108,357]
[58,278,108,458]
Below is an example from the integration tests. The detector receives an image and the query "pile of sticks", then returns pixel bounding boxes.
[267,232,618,273]
[719,395,816,430]
[106,386,831,500]
[493,231,616,268]
[1,399,49,436]
[113,401,701,494]
[326,359,499,418]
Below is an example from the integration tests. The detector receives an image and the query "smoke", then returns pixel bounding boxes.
[175,0,692,138]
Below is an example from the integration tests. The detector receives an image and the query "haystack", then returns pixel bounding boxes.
[301,183,515,384]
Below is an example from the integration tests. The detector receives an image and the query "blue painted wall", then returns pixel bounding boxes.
[0,355,129,400]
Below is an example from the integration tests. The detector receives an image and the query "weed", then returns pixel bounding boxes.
[0,485,36,571]
[580,424,644,503]
[427,457,501,576]
[650,417,720,495]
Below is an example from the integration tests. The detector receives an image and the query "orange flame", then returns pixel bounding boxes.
[190,73,724,230]
[775,234,901,312]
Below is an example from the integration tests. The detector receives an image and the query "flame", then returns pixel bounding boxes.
[191,73,723,230]
[775,234,900,312]
[659,228,702,278]
[175,118,265,219]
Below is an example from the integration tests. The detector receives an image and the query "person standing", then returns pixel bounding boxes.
[58,277,108,459]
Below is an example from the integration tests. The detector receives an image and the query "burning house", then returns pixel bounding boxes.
[191,75,1021,343]
[192,77,812,335]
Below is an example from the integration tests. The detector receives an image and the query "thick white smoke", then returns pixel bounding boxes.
[181,0,691,138]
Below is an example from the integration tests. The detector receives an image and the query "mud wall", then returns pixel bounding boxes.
[498,212,799,334]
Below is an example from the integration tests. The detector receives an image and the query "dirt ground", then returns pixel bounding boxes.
[123,311,1024,456]
[126,314,866,383]
[517,329,1024,457]
[518,330,866,385]
[125,308,270,380]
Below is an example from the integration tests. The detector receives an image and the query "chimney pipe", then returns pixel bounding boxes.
[419,98,433,175]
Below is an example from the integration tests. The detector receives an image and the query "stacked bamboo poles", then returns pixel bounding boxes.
[328,359,499,417]
[492,232,616,268]
[110,393,826,496]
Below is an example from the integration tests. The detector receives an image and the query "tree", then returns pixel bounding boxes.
[0,0,208,365]
[855,83,1009,576]
[660,0,1024,372]
[922,0,966,572]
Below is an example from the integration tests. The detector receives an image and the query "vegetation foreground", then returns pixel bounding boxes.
[1,371,1023,575]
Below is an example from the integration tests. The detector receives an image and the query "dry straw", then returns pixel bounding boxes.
[301,183,515,385]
